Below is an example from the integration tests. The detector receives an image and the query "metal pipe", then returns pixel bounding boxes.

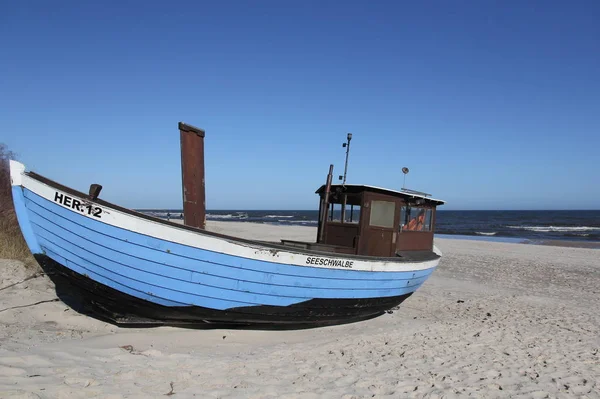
[179,122,206,229]
[318,164,334,242]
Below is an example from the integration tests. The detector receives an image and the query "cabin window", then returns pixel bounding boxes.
[344,204,360,223]
[401,207,432,232]
[369,201,395,228]
[329,203,342,222]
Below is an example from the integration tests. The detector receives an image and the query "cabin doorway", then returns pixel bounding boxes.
[361,198,399,257]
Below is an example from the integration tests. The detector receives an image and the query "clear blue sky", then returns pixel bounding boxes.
[1,1,598,210]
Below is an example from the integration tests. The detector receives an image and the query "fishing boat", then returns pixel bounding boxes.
[9,122,444,326]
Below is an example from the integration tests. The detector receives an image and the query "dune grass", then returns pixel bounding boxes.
[0,144,37,268]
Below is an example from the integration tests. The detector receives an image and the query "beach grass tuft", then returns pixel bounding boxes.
[0,144,37,268]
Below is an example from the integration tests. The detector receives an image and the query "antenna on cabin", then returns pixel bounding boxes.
[402,167,409,189]
[339,133,352,185]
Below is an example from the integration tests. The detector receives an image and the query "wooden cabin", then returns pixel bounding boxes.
[282,185,444,258]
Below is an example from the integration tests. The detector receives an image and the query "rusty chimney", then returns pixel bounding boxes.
[179,122,206,229]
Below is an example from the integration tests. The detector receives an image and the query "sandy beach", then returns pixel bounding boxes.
[1,222,599,398]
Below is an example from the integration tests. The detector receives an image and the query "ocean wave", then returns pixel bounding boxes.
[564,233,593,237]
[265,215,294,218]
[269,220,319,225]
[475,232,497,236]
[507,226,600,232]
[146,212,182,219]
[206,213,246,220]
[206,214,233,219]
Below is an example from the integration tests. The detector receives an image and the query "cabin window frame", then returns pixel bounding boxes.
[369,200,396,229]
[329,202,340,222]
[400,206,433,232]
[343,203,360,224]
[325,194,362,225]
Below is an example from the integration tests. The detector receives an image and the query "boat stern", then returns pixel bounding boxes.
[9,160,42,254]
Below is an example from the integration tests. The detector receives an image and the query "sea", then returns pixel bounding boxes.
[138,209,600,244]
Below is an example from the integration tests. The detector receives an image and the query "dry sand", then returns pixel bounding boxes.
[0,222,599,398]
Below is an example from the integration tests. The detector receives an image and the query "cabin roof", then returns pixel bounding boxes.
[315,184,445,205]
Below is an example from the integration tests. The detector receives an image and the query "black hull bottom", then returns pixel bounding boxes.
[35,254,413,328]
